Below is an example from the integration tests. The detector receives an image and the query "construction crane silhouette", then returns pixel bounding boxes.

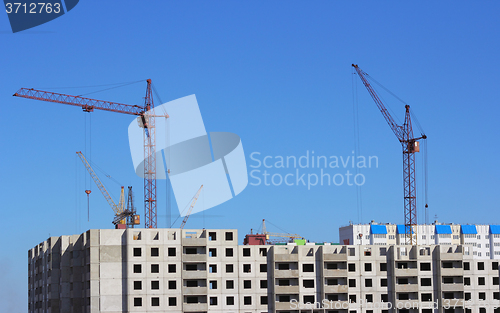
[76,151,139,227]
[14,80,167,228]
[180,185,204,229]
[352,64,427,245]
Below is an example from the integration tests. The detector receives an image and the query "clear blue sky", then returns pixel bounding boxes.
[1,1,499,310]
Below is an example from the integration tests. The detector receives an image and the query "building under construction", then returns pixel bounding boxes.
[23,67,497,313]
[29,227,500,313]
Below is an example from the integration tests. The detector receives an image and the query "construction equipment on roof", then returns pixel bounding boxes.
[14,80,167,228]
[352,64,427,245]
[180,185,204,230]
[261,219,303,244]
[126,186,140,227]
[76,151,139,228]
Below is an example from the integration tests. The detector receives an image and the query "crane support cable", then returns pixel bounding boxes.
[34,79,147,90]
[78,80,145,97]
[76,151,121,216]
[352,67,363,223]
[409,107,426,135]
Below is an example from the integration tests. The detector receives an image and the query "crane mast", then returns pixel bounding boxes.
[14,80,167,228]
[352,64,426,245]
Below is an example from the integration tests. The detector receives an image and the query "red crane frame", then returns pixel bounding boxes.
[14,79,166,228]
[352,64,426,245]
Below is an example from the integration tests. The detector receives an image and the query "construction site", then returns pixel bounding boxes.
[22,64,500,313]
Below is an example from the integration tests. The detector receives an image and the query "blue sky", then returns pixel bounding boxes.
[1,1,500,310]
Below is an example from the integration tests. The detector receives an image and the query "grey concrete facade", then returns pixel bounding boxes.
[339,223,500,259]
[29,228,270,313]
[29,229,500,313]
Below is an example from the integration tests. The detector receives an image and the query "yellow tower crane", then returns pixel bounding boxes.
[180,185,204,229]
[261,219,304,243]
[76,151,139,228]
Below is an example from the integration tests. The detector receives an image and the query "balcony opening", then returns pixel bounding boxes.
[278,295,290,302]
[185,248,197,255]
[420,262,431,271]
[134,297,142,307]
[422,293,432,302]
[168,248,176,257]
[303,295,314,303]
[210,296,217,305]
[278,263,290,270]
[421,278,431,286]
[398,293,409,300]
[260,264,267,273]
[151,297,159,307]
[278,279,290,286]
[151,247,159,257]
[208,232,216,241]
[168,264,176,273]
[133,248,141,257]
[260,248,267,257]
[303,280,314,288]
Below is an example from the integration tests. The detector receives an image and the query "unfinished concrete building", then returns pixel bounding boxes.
[29,228,500,313]
[28,228,270,313]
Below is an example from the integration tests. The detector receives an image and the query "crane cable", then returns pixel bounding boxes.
[35,79,147,90]
[84,112,92,222]
[363,73,404,127]
[266,219,293,235]
[352,67,363,224]
[424,138,428,224]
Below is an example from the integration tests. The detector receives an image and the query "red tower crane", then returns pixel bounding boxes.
[352,64,427,245]
[13,80,167,228]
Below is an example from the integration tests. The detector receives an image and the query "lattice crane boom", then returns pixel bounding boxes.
[352,64,427,245]
[14,80,167,228]
[352,65,403,140]
[13,88,145,114]
[76,151,121,216]
[180,185,204,230]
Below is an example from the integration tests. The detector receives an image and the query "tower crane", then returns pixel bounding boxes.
[126,186,140,227]
[180,185,204,230]
[261,219,304,243]
[77,151,139,228]
[14,80,167,228]
[352,64,427,245]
